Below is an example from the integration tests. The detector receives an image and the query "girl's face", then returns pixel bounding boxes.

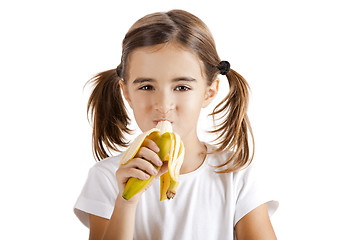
[120,43,218,140]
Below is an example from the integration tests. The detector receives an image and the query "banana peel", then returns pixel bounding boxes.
[120,121,185,201]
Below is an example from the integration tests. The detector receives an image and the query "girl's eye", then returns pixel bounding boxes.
[174,86,190,91]
[139,85,154,91]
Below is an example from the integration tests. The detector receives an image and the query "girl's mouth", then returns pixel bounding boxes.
[153,120,173,125]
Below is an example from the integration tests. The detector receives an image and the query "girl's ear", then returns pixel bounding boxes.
[202,78,219,108]
[119,80,133,109]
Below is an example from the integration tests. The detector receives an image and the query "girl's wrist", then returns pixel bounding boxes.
[115,194,139,210]
[103,194,138,239]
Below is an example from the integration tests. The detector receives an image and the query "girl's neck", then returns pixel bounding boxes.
[180,137,207,175]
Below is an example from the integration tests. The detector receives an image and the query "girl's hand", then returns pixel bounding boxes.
[115,138,168,205]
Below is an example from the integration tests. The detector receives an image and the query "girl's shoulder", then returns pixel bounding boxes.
[204,142,255,176]
[204,142,235,168]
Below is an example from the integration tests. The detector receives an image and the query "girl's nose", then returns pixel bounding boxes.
[154,90,175,114]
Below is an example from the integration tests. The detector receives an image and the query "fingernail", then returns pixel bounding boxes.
[154,146,160,152]
[156,160,163,167]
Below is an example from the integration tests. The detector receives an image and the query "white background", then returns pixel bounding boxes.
[1,0,359,239]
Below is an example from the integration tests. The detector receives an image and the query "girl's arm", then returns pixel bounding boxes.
[89,196,137,240]
[88,138,167,240]
[235,203,277,240]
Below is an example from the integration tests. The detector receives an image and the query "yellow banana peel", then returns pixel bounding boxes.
[120,121,185,201]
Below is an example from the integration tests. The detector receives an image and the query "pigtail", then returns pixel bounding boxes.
[209,68,255,173]
[86,69,132,161]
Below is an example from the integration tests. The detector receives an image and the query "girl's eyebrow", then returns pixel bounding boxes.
[173,77,197,83]
[132,77,197,84]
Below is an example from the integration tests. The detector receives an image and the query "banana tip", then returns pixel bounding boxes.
[166,191,176,199]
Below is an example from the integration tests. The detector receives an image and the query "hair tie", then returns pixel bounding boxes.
[217,61,230,75]
[116,65,122,78]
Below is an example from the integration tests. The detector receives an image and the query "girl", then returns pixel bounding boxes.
[74,9,278,240]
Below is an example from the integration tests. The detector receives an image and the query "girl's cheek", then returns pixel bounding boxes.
[180,93,203,108]
[134,94,152,109]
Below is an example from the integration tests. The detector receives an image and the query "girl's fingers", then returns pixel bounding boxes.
[116,139,165,195]
[125,157,160,177]
[126,167,150,181]
[116,162,151,187]
[156,161,168,177]
[135,146,163,167]
[142,138,160,153]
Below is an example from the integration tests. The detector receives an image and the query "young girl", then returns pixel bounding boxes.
[74,9,278,239]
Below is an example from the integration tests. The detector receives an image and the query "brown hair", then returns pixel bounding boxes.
[86,9,254,173]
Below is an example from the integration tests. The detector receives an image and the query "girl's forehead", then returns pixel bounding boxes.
[132,42,193,55]
[128,42,198,64]
[127,43,206,81]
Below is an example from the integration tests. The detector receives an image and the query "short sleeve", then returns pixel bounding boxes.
[233,163,279,226]
[73,165,118,228]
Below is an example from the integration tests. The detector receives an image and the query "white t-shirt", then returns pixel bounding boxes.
[74,143,278,239]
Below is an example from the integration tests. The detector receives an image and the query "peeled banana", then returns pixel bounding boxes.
[120,121,185,201]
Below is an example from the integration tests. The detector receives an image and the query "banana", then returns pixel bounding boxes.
[120,121,185,201]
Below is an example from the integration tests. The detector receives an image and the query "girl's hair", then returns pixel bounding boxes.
[86,9,254,173]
